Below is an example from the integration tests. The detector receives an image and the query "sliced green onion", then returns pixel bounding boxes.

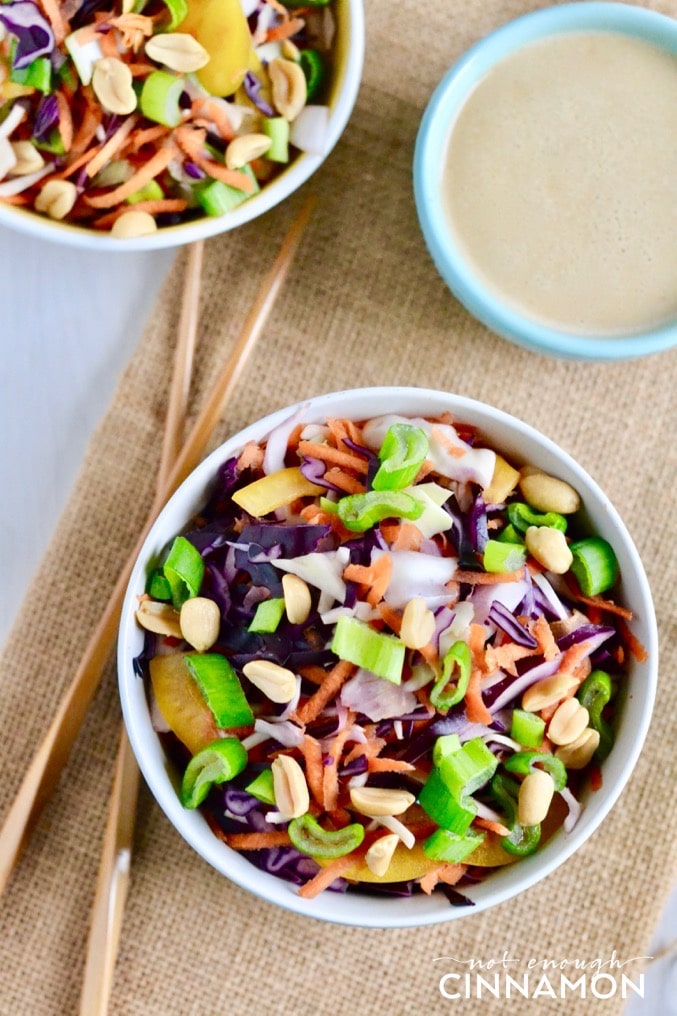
[163,535,204,608]
[299,49,325,101]
[147,569,172,601]
[432,733,462,767]
[288,813,364,859]
[318,496,339,515]
[140,70,185,127]
[577,669,615,760]
[483,539,527,574]
[503,750,567,791]
[160,0,188,30]
[197,165,259,216]
[35,128,65,155]
[261,116,290,162]
[245,767,275,804]
[337,490,423,532]
[507,502,568,534]
[569,537,620,596]
[330,615,404,685]
[126,179,164,204]
[496,523,525,545]
[417,769,476,833]
[248,597,285,634]
[491,773,541,857]
[510,709,545,749]
[371,423,429,492]
[180,737,247,808]
[185,653,254,728]
[430,640,471,712]
[423,827,485,863]
[438,736,499,801]
[10,47,52,93]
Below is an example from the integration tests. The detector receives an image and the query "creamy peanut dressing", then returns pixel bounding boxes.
[442,32,677,336]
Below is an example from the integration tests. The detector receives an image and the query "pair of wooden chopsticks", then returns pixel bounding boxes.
[0,196,314,1011]
[79,239,204,1016]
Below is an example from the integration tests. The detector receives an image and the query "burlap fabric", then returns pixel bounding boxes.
[1,1,676,1013]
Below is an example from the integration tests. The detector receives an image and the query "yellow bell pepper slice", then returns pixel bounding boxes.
[232,466,323,517]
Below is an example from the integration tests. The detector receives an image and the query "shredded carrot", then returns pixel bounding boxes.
[343,554,392,607]
[237,440,265,472]
[618,619,648,662]
[298,735,326,808]
[0,194,30,205]
[54,92,73,152]
[323,468,365,494]
[419,863,465,895]
[380,520,424,552]
[473,817,511,837]
[297,440,369,475]
[126,124,170,151]
[467,623,487,670]
[84,144,176,207]
[69,100,103,157]
[343,736,386,765]
[266,16,305,42]
[465,667,492,724]
[297,853,359,899]
[85,115,139,179]
[225,830,292,850]
[325,417,365,450]
[91,199,188,229]
[571,591,634,620]
[532,614,559,661]
[175,125,255,191]
[484,640,535,677]
[413,459,436,483]
[322,718,356,811]
[454,567,525,585]
[293,660,355,726]
[589,765,603,791]
[557,640,595,679]
[366,757,415,774]
[190,97,236,141]
[298,664,327,686]
[376,601,402,636]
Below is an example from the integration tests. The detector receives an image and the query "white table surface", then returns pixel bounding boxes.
[0,223,674,1013]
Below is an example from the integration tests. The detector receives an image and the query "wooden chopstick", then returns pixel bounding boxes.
[78,240,203,1016]
[0,195,314,896]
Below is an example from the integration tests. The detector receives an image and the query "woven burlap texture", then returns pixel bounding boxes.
[1,2,676,1014]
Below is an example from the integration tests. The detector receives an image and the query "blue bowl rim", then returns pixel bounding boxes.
[413,2,677,361]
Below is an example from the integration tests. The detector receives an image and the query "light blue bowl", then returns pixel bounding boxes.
[413,3,677,361]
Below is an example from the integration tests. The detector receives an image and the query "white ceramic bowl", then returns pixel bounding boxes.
[0,0,364,251]
[414,3,677,360]
[118,387,658,926]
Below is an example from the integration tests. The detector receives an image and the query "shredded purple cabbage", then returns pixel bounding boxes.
[489,601,538,649]
[243,71,275,116]
[0,0,54,70]
[32,93,59,141]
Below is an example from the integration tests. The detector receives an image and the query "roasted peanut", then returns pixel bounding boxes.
[555,728,600,769]
[242,659,297,703]
[365,833,400,877]
[519,470,581,515]
[522,671,579,712]
[145,33,210,73]
[268,57,306,120]
[400,596,436,650]
[525,525,573,574]
[10,140,44,175]
[135,599,182,637]
[349,786,415,818]
[34,180,77,220]
[111,210,157,237]
[179,596,220,652]
[548,698,589,746]
[517,768,555,826]
[92,57,137,115]
[271,755,309,820]
[281,573,312,625]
